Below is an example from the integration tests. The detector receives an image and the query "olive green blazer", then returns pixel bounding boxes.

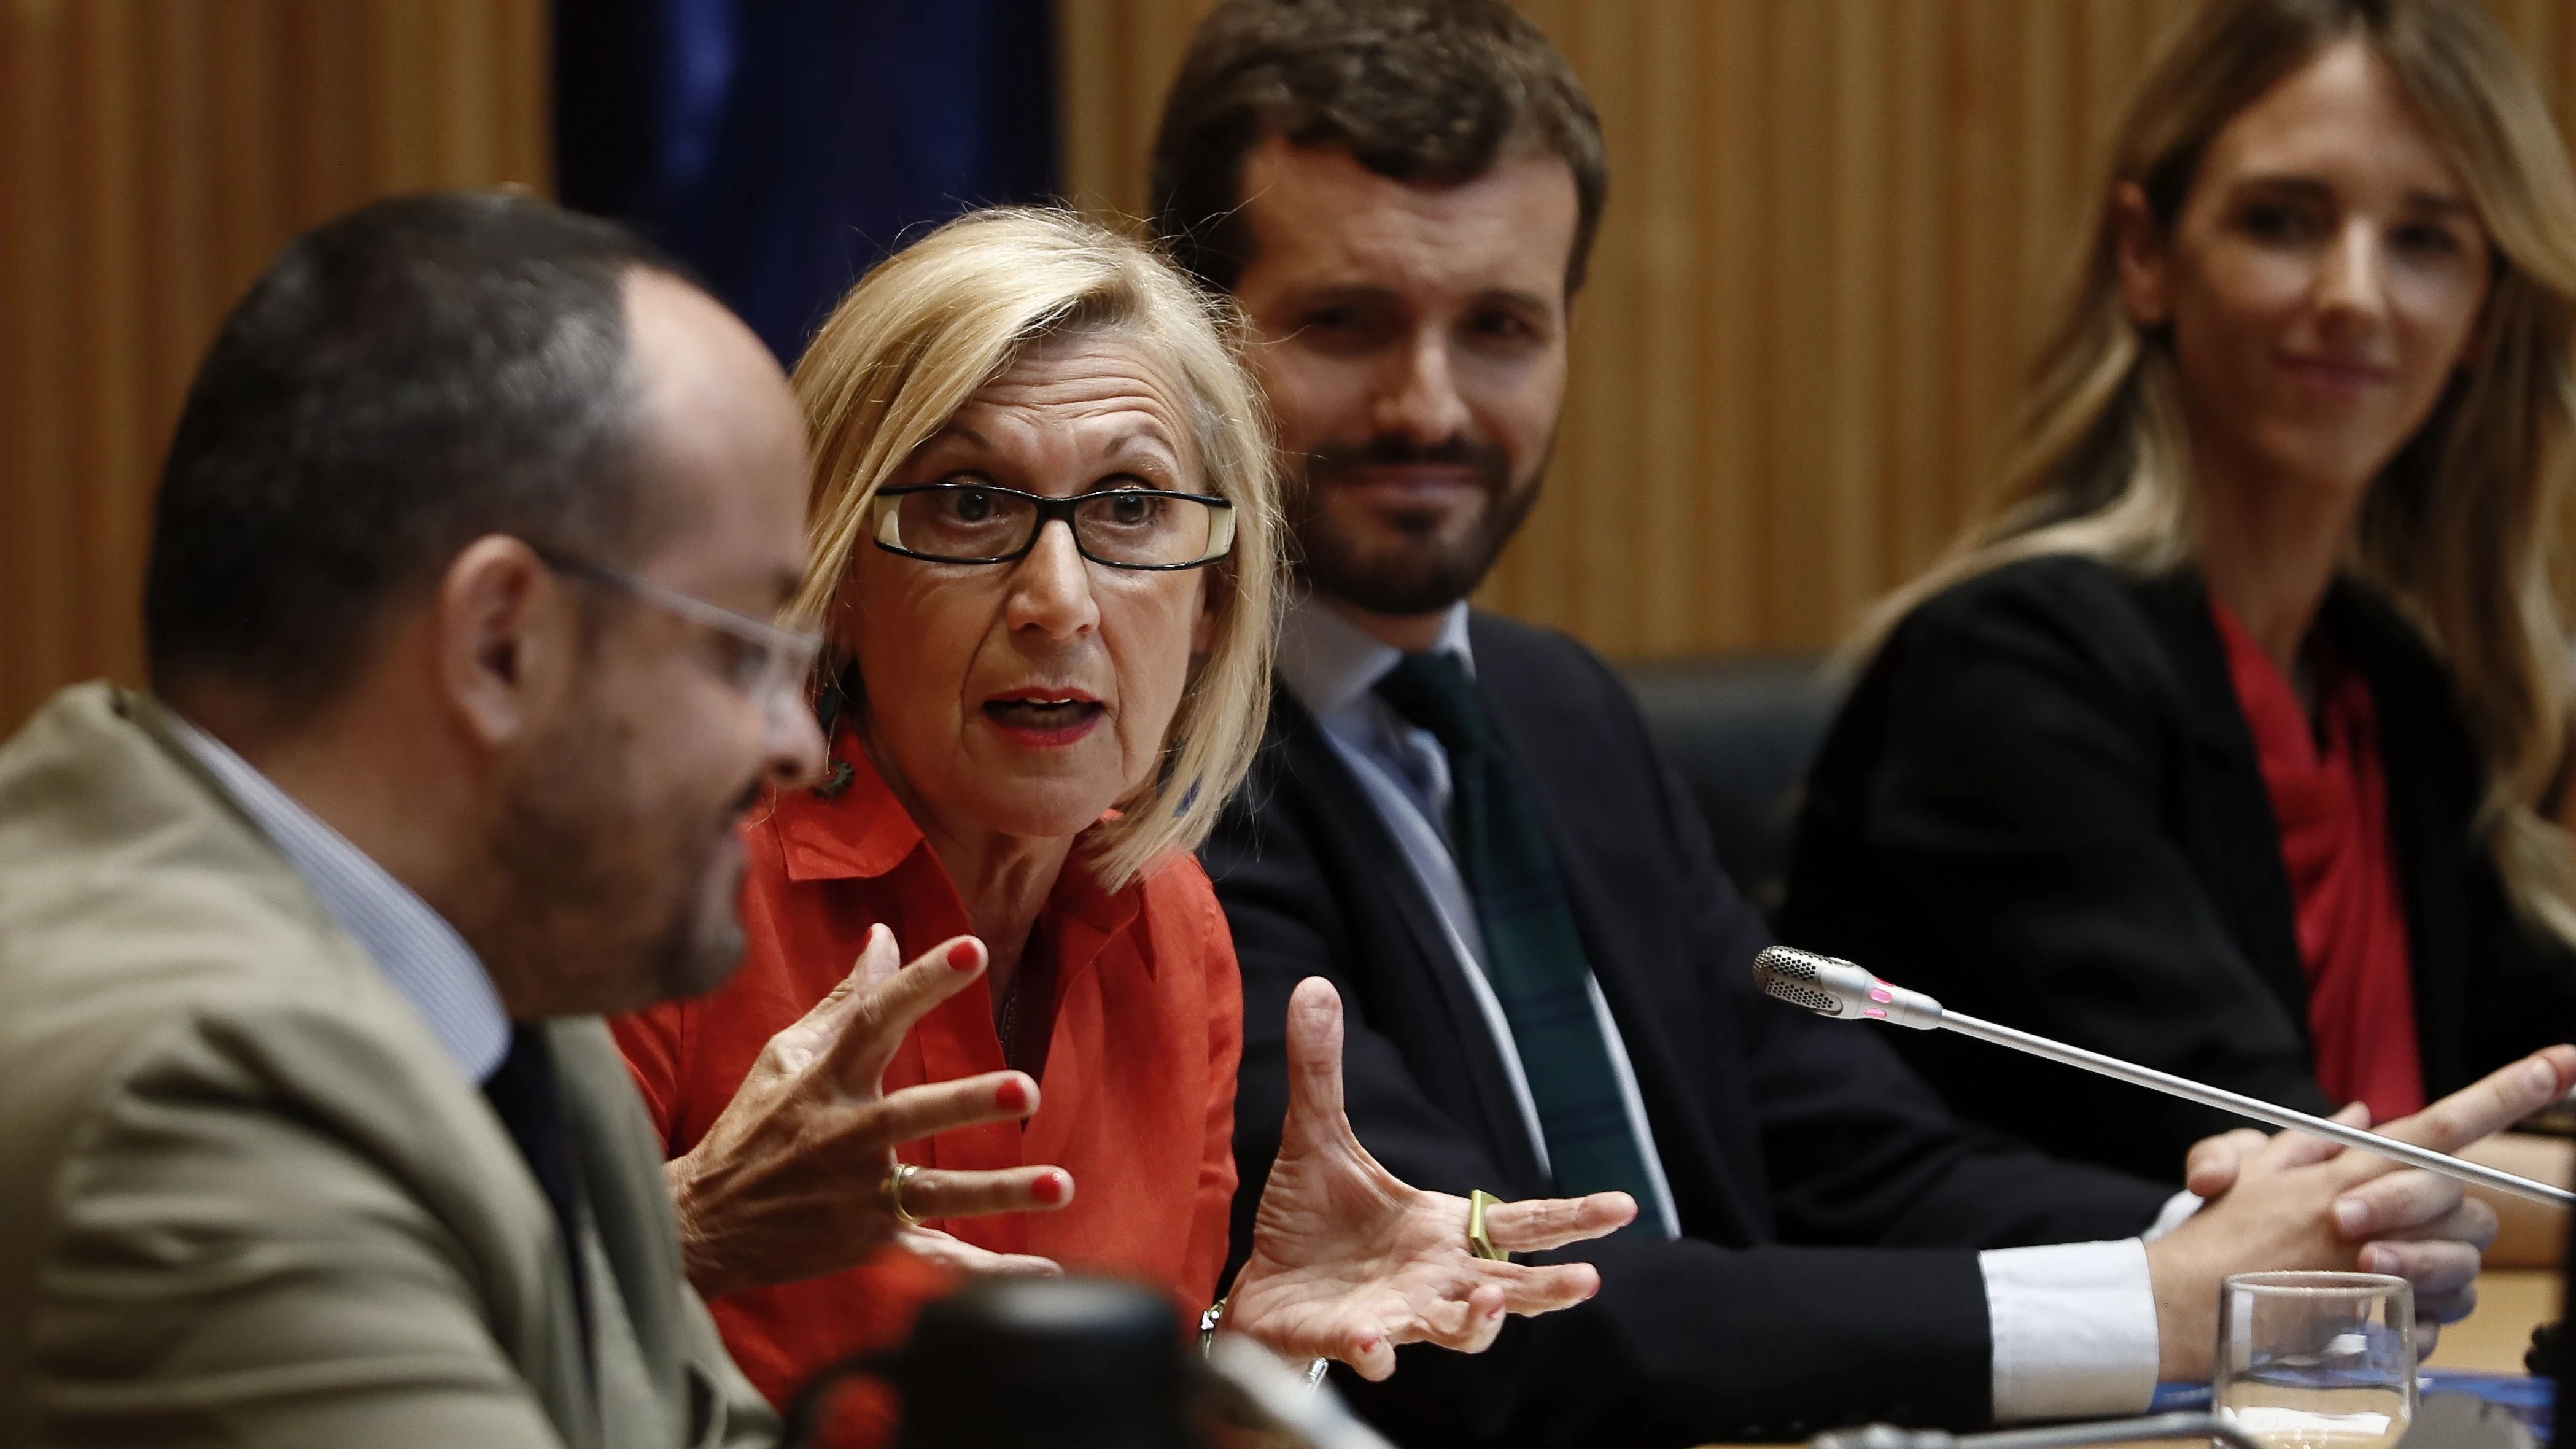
[0,685,777,1449]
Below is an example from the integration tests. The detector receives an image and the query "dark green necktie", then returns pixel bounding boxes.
[1375,651,1660,1226]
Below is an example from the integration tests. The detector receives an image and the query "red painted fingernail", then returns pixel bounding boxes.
[996,1078,1030,1113]
[1033,1170,1068,1205]
[949,940,980,971]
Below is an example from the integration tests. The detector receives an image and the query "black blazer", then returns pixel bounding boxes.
[1201,612,2171,1447]
[1781,555,2576,1181]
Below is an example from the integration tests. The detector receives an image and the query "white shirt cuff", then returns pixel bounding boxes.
[2143,1189,2203,1241]
[1980,1238,2162,1423]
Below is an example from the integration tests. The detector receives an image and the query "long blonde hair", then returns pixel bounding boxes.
[1861,0,2576,943]
[790,208,1282,890]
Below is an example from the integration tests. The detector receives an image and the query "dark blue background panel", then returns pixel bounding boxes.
[555,0,1061,363]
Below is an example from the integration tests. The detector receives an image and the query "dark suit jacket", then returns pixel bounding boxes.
[1781,556,2576,1181]
[1201,612,2172,1448]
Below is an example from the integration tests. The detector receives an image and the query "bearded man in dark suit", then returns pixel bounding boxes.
[1165,3,2571,1445]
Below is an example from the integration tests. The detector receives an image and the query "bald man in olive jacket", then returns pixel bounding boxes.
[0,195,809,1449]
[1,193,1034,1448]
[0,686,774,1448]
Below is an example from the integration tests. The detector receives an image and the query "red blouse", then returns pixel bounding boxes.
[2213,600,2424,1121]
[611,738,1241,1415]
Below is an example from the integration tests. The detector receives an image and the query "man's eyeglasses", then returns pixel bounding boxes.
[868,483,1236,570]
[528,544,822,721]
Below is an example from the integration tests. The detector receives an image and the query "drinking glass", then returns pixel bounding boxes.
[2214,1272,2416,1449]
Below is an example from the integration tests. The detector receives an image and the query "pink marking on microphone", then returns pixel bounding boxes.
[1864,1008,1887,1019]
[1869,986,1893,1004]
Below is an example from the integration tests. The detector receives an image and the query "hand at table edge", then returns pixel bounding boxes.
[2145,1046,2576,1380]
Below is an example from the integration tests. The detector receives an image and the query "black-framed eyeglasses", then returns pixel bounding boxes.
[867,483,1236,570]
[526,542,823,721]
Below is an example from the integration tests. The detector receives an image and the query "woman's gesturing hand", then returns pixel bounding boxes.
[1226,977,1636,1380]
[896,1226,1064,1278]
[665,923,1074,1298]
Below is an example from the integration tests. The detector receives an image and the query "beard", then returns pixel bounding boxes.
[1290,430,1550,615]
[485,703,759,1016]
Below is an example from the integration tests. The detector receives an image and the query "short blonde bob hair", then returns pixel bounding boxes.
[1860,0,2576,942]
[788,207,1281,890]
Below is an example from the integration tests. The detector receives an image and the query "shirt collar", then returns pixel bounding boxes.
[769,732,932,884]
[167,713,512,1082]
[1276,590,1475,722]
[769,728,1141,941]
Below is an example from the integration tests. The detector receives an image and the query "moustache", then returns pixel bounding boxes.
[1304,433,1513,489]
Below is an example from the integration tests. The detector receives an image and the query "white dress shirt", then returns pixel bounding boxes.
[1274,592,2193,1422]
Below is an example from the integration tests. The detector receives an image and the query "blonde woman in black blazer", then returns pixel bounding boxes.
[1783,0,2576,1197]
[1785,558,2576,1179]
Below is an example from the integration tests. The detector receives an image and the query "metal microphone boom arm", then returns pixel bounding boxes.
[1752,946,2574,1209]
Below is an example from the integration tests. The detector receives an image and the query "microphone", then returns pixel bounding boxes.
[1753,946,2574,1208]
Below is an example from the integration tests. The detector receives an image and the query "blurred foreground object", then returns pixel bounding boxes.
[785,1278,1193,1449]
[783,1278,1395,1449]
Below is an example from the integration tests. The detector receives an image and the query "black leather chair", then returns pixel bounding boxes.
[1618,654,1839,927]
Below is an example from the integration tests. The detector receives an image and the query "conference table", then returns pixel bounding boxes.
[2431,1268,2559,1373]
[1697,1269,2558,1448]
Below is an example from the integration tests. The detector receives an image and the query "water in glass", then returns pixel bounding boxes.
[2214,1272,2415,1449]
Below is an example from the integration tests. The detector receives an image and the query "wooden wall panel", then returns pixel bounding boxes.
[1057,0,2576,659]
[13,2,2576,736]
[1056,0,1212,225]
[0,0,546,733]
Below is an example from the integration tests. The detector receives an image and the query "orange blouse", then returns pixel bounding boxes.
[611,739,1241,1412]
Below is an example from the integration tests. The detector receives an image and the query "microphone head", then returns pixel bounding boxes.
[1752,946,1855,1016]
[1753,946,1945,1030]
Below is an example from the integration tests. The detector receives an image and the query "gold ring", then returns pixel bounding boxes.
[1467,1189,1509,1262]
[882,1161,923,1229]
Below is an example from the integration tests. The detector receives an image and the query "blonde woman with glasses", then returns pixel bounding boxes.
[1783,0,2576,1211]
[610,208,1632,1432]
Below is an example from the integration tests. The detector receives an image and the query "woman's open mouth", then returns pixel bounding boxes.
[982,693,1106,746]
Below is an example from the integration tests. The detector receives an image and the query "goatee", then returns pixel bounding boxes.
[1290,431,1547,615]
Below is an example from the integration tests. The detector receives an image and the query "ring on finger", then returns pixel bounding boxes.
[1467,1189,1509,1262]
[882,1161,923,1229]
